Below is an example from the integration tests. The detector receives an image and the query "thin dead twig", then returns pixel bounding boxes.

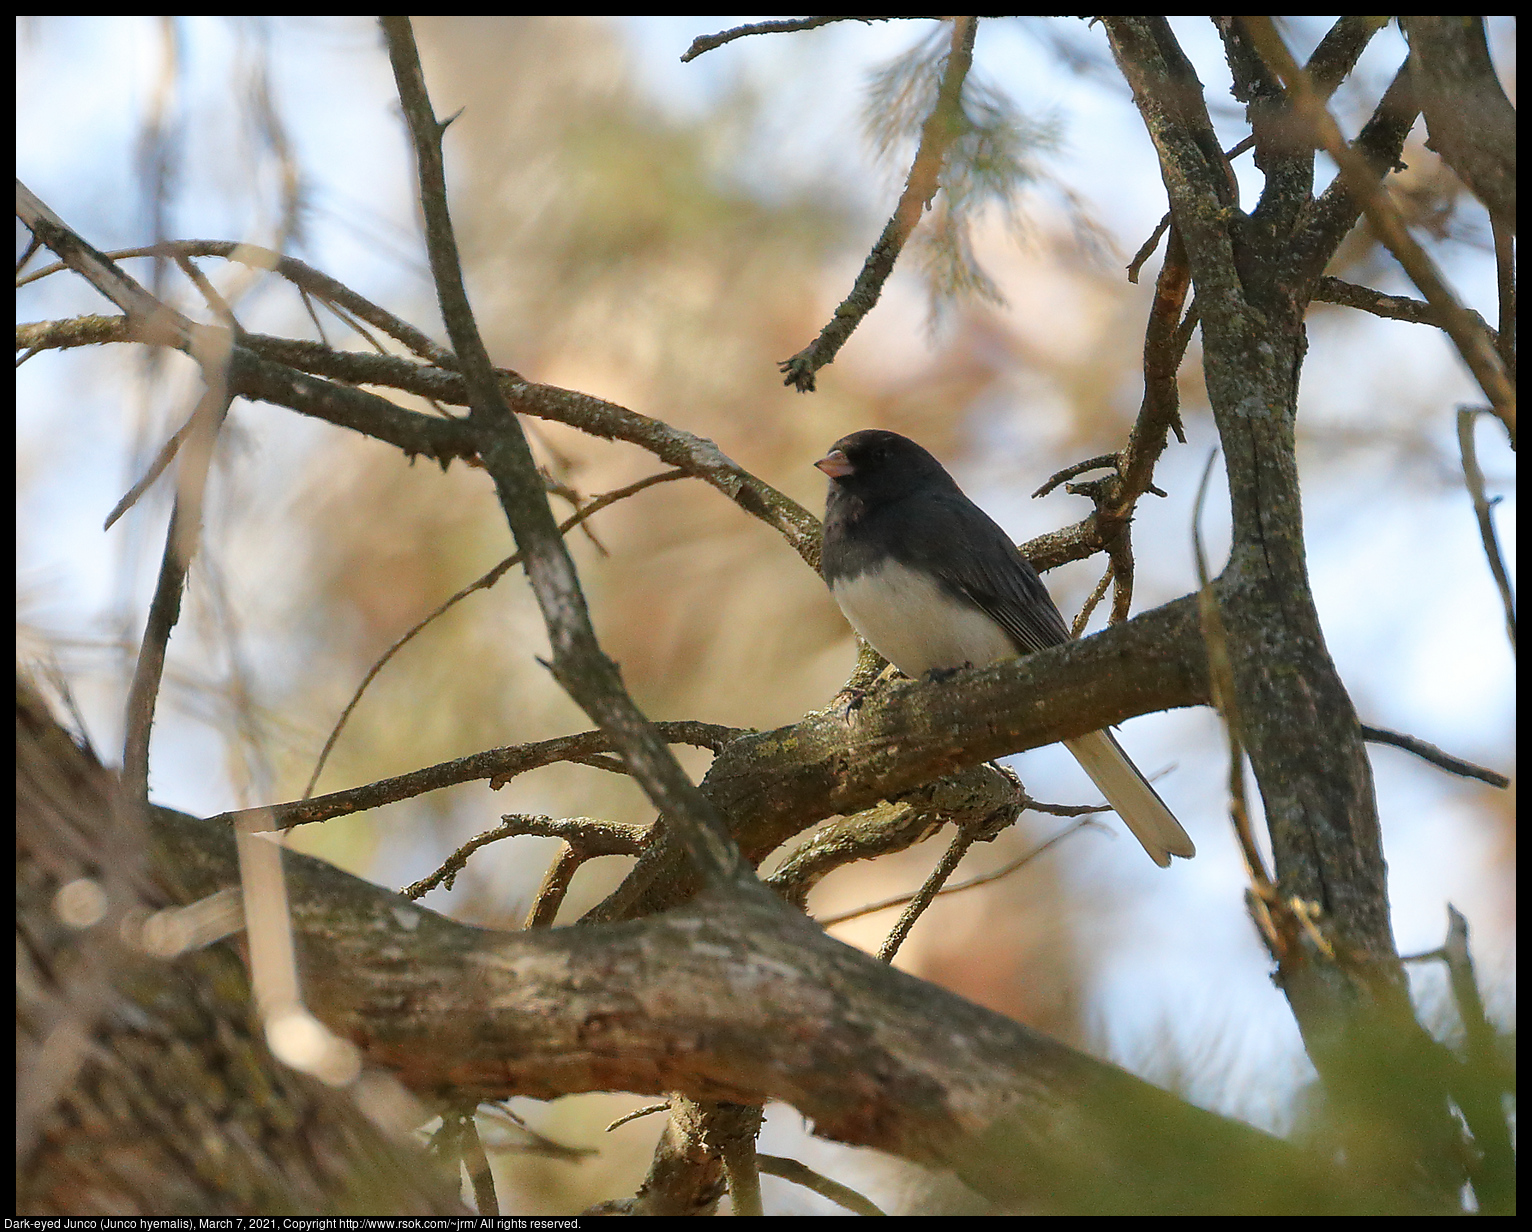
[1361,724,1509,789]
[1241,17,1515,443]
[1455,407,1515,653]
[779,16,977,392]
[210,720,742,835]
[681,16,924,63]
[818,817,1101,929]
[301,468,687,799]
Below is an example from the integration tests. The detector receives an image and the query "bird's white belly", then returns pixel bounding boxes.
[831,559,1015,677]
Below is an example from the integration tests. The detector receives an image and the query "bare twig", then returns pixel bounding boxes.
[460,1112,498,1215]
[18,239,455,367]
[382,17,754,894]
[18,310,826,571]
[1402,906,1514,1214]
[761,761,1024,912]
[1125,133,1253,284]
[566,751,630,776]
[16,229,42,277]
[1032,453,1118,499]
[14,186,241,395]
[1034,216,1191,627]
[1438,905,1514,1215]
[1360,725,1509,789]
[17,187,368,1085]
[1170,294,1201,357]
[780,17,978,392]
[757,1154,887,1216]
[170,250,242,331]
[212,720,742,834]
[401,814,647,904]
[1314,276,1499,347]
[1105,523,1135,626]
[1121,222,1193,503]
[719,1121,763,1217]
[431,1109,497,1215]
[1455,407,1515,653]
[876,824,979,963]
[1071,565,1115,638]
[681,16,925,63]
[1126,211,1171,284]
[1241,17,1515,443]
[477,1102,598,1160]
[102,409,197,531]
[1490,215,1514,383]
[1192,449,1275,902]
[817,817,1101,928]
[607,1102,669,1133]
[122,379,233,801]
[1438,907,1497,1059]
[302,468,688,799]
[521,845,586,929]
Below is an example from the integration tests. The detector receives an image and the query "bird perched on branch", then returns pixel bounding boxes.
[816,428,1194,867]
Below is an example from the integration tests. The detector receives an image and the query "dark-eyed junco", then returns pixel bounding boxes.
[816,428,1194,867]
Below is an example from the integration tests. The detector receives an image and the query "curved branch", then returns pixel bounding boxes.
[16,313,825,572]
[205,721,739,834]
[1102,18,1242,313]
[1362,723,1509,789]
[148,802,1367,1215]
[1243,19,1515,441]
[1399,17,1516,231]
[1313,277,1499,346]
[302,468,689,800]
[381,17,750,889]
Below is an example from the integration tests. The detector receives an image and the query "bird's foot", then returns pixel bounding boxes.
[830,685,867,721]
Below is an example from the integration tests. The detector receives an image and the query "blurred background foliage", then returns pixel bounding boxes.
[16,15,1513,1214]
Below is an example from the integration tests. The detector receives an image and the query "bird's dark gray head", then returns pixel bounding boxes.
[814,429,954,508]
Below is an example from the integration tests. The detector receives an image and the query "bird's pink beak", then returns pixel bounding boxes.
[815,448,853,478]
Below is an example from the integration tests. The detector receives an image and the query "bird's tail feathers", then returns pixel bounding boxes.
[1063,729,1195,868]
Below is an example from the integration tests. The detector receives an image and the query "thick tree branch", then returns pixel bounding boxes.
[1242,19,1514,442]
[590,592,1210,922]
[201,592,1205,930]
[1104,20,1466,1200]
[1289,61,1420,291]
[1399,17,1516,232]
[383,17,763,895]
[18,681,465,1215]
[1103,18,1242,312]
[146,800,1379,1214]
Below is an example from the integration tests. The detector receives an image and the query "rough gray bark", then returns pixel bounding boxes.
[16,680,467,1216]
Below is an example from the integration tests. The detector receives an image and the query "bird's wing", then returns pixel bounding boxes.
[894,488,1073,655]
